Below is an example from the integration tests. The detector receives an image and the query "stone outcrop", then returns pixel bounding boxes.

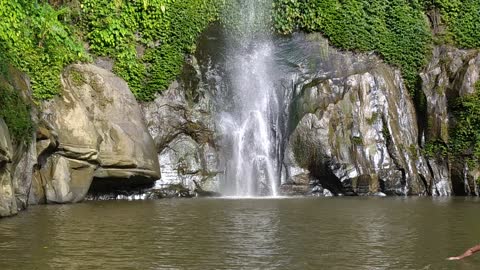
[32,64,160,203]
[1,31,479,218]
[281,34,434,196]
[0,119,17,216]
[142,56,221,194]
[0,66,36,216]
[421,46,480,195]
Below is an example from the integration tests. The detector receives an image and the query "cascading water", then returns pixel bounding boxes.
[217,0,281,197]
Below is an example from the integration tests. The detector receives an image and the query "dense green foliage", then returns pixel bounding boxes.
[0,87,33,144]
[0,0,88,100]
[0,72,34,144]
[0,0,222,101]
[272,0,432,94]
[81,0,223,101]
[424,82,480,167]
[449,82,480,164]
[0,0,477,106]
[424,0,480,48]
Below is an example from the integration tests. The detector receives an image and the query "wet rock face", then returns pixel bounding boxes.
[0,119,17,217]
[283,34,432,196]
[142,57,221,193]
[36,64,160,203]
[421,46,480,142]
[421,46,480,195]
[0,66,36,217]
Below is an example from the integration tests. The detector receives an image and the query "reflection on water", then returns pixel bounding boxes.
[1,197,480,270]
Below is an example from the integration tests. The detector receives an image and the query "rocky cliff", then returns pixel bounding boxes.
[1,32,479,217]
[278,34,431,196]
[0,66,36,217]
[141,56,221,196]
[280,35,479,197]
[421,46,480,196]
[0,119,17,217]
[0,64,160,216]
[35,64,160,203]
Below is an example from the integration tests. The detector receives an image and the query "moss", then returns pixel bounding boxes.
[272,0,432,96]
[0,1,89,100]
[292,131,318,169]
[69,69,86,87]
[351,136,363,146]
[382,126,391,142]
[424,139,448,158]
[448,81,480,162]
[366,112,379,126]
[81,0,224,101]
[408,144,419,161]
[0,82,34,145]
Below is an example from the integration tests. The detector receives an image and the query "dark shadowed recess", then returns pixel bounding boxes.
[87,177,154,197]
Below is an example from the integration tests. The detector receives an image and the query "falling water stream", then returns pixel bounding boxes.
[217,0,281,197]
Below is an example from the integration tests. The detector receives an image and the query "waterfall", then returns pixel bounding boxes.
[217,0,281,197]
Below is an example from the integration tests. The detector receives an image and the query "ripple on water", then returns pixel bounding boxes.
[0,198,480,270]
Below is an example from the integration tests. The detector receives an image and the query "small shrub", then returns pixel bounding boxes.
[449,82,480,162]
[0,84,34,144]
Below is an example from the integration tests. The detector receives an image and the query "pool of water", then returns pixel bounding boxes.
[1,197,479,269]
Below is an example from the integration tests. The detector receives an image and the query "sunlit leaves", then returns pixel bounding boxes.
[0,0,88,99]
[81,0,222,101]
[272,0,431,95]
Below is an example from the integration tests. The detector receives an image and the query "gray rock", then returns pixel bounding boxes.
[0,119,17,217]
[142,57,221,194]
[13,137,37,209]
[0,66,36,216]
[41,155,95,203]
[284,34,432,195]
[37,64,160,202]
[420,46,480,195]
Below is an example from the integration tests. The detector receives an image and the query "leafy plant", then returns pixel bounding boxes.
[0,0,88,100]
[426,82,480,168]
[449,82,480,163]
[272,0,432,96]
[81,0,223,101]
[0,82,34,144]
[423,0,480,48]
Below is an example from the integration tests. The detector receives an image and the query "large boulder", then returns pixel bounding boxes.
[37,64,160,202]
[282,34,433,195]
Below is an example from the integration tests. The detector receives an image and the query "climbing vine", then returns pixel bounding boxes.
[423,0,480,48]
[81,0,223,101]
[0,0,88,100]
[449,82,480,164]
[0,0,477,104]
[424,82,480,167]
[0,78,34,144]
[272,0,432,95]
